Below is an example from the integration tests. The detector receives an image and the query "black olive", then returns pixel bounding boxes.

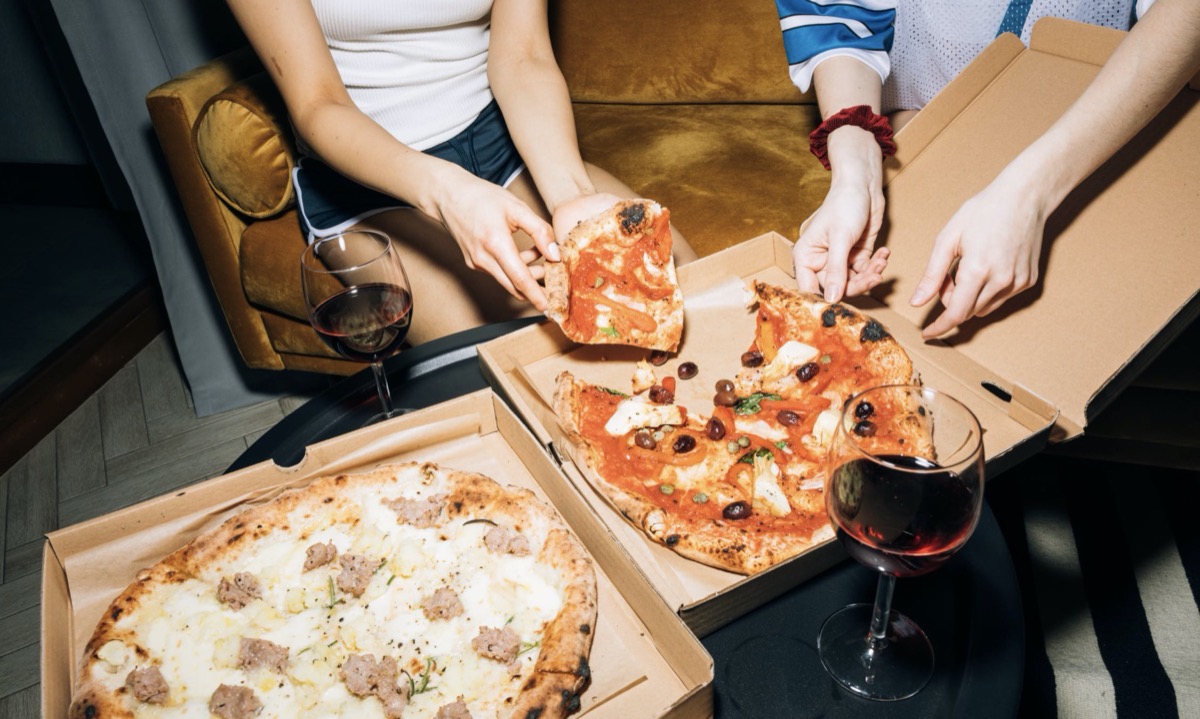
[715,378,734,393]
[647,350,670,366]
[740,350,764,368]
[673,435,697,453]
[796,362,819,382]
[705,417,727,440]
[855,401,874,419]
[777,409,800,426]
[714,389,738,406]
[722,501,751,520]
[648,385,674,404]
[634,430,656,449]
[677,361,699,379]
[853,420,877,437]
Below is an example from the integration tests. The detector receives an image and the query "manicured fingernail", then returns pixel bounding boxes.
[547,242,561,262]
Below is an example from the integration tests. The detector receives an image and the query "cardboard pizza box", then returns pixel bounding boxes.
[40,391,713,719]
[479,17,1199,635]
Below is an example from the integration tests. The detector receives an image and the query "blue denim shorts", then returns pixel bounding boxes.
[293,99,525,240]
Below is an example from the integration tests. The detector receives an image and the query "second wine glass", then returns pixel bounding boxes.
[819,384,985,701]
[300,229,413,423]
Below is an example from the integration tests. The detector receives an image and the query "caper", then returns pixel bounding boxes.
[777,409,800,426]
[705,417,726,440]
[648,385,674,404]
[677,361,699,380]
[726,441,740,454]
[692,492,709,504]
[593,275,605,288]
[714,389,738,406]
[715,379,735,393]
[652,430,664,441]
[740,350,764,368]
[796,362,820,382]
[634,430,656,449]
[648,350,670,366]
[672,435,697,453]
[737,435,751,448]
[659,484,675,495]
[722,501,752,520]
[853,420,878,437]
[855,401,875,420]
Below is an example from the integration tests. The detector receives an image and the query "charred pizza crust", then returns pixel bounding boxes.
[70,462,597,719]
[545,199,683,351]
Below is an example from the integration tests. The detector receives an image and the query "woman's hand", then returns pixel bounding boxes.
[430,170,559,311]
[794,126,889,301]
[910,174,1047,338]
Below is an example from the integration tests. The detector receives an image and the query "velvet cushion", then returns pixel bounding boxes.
[194,73,297,219]
[550,0,808,105]
[574,103,829,257]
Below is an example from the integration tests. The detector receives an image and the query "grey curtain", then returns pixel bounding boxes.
[42,0,320,415]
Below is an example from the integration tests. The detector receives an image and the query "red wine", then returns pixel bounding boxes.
[828,455,979,577]
[310,283,412,363]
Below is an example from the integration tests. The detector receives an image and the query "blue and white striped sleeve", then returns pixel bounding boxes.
[775,0,897,93]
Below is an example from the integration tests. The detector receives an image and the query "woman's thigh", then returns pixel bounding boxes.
[353,208,538,345]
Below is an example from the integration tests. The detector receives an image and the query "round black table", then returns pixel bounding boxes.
[229,320,1024,719]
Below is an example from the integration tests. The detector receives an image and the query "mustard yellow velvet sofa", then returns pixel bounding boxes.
[146,0,829,374]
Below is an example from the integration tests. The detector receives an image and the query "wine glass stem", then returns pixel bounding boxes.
[370,362,395,418]
[869,573,897,645]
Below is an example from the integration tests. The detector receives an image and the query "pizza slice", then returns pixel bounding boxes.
[544,200,684,351]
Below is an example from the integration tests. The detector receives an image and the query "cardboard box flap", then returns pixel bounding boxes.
[878,17,1200,439]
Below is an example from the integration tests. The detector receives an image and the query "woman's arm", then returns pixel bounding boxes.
[912,0,1200,338]
[225,0,557,308]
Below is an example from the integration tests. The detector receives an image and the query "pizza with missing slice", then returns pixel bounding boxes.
[553,282,928,575]
[544,199,683,352]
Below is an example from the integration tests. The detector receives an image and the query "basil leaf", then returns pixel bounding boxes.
[737,447,774,464]
[733,392,782,415]
[597,386,628,397]
[599,326,619,338]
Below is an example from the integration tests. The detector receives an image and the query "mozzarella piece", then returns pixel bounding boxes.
[604,396,684,435]
[810,408,841,447]
[761,340,819,383]
[735,418,788,442]
[752,460,791,517]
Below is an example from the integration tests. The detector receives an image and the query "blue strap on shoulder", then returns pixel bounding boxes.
[997,0,1034,37]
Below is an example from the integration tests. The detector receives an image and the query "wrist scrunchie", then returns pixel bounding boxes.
[808,105,897,170]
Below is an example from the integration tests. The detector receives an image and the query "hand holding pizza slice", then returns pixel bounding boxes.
[544,200,684,351]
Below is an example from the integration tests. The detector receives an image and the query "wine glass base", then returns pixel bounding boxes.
[817,602,933,701]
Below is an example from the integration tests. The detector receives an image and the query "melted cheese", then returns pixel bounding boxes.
[604,396,685,435]
[751,458,791,517]
[86,474,567,718]
[761,340,819,383]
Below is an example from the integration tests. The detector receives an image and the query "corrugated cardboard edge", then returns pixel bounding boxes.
[41,390,713,719]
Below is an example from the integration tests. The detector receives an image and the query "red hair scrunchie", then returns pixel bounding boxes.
[808,105,897,170]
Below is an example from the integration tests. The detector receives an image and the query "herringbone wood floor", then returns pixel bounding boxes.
[0,333,316,717]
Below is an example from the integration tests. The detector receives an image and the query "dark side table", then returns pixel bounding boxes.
[229,319,1024,719]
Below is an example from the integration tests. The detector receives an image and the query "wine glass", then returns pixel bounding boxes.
[300,229,413,423]
[819,384,985,701]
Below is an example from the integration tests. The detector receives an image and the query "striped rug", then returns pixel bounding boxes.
[988,455,1200,718]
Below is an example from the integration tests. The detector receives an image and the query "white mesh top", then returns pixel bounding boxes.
[310,0,495,150]
[776,0,1156,113]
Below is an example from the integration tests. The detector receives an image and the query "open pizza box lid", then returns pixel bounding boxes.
[40,390,713,719]
[479,17,1200,635]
